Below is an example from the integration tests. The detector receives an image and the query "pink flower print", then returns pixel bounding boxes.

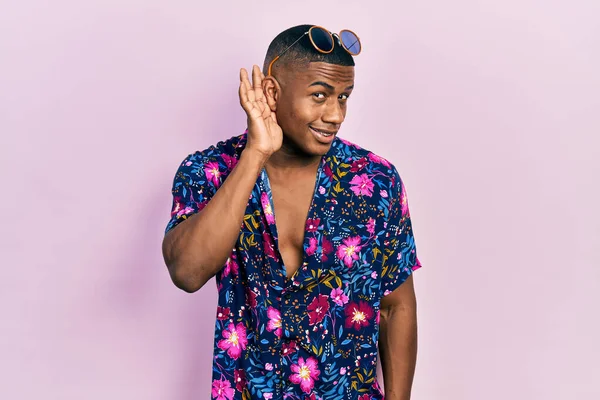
[318,186,326,195]
[307,295,330,325]
[234,369,246,392]
[330,288,349,306]
[282,340,298,356]
[349,174,374,197]
[265,363,273,371]
[172,197,194,217]
[321,236,333,262]
[323,163,334,179]
[358,395,372,400]
[211,377,234,400]
[373,379,383,395]
[263,393,273,400]
[221,153,238,170]
[262,232,278,260]
[204,161,222,188]
[336,236,362,268]
[216,306,230,321]
[223,257,239,277]
[290,356,321,394]
[350,157,369,172]
[185,161,192,166]
[266,306,282,337]
[368,152,391,168]
[305,218,321,233]
[380,189,388,198]
[371,271,378,279]
[261,192,276,225]
[217,323,247,359]
[344,301,374,331]
[340,367,347,375]
[306,237,318,257]
[245,288,257,308]
[400,182,410,217]
[171,197,183,216]
[176,206,194,218]
[366,218,375,235]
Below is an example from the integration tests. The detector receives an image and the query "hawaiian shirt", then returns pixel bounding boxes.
[165,132,422,400]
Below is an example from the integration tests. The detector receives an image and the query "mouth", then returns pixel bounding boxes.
[309,126,337,139]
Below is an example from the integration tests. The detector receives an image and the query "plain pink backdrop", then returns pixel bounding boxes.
[1,0,599,399]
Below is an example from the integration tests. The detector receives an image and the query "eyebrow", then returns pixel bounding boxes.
[309,81,354,91]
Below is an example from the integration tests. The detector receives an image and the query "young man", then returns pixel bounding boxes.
[162,24,422,400]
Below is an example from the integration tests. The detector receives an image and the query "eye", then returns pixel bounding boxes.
[339,94,350,101]
[313,92,326,100]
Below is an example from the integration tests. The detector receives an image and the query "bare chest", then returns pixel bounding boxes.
[268,174,317,278]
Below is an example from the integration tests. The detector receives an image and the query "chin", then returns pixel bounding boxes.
[283,130,334,157]
[303,137,334,157]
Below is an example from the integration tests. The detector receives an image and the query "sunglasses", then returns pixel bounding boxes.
[267,26,362,76]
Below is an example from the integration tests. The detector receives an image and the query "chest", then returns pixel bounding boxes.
[268,172,318,278]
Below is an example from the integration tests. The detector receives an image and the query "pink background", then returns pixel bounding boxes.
[2,0,599,399]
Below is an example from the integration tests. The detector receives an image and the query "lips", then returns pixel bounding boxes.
[309,126,337,136]
[309,126,337,144]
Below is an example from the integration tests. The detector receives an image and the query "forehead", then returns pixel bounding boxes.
[289,62,355,87]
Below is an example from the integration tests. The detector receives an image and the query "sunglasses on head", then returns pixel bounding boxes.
[267,26,362,76]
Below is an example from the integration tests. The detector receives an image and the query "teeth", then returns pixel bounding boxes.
[312,127,332,136]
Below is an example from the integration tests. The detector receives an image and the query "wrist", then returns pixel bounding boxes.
[240,148,271,170]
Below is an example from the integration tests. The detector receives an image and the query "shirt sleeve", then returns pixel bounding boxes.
[379,167,422,297]
[165,151,221,234]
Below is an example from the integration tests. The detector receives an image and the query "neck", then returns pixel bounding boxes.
[265,140,323,171]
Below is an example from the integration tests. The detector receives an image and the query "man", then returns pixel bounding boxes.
[162,24,422,400]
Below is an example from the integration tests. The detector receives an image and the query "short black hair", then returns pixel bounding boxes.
[262,24,356,75]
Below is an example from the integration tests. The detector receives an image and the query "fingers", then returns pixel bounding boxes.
[239,68,258,115]
[252,65,265,101]
[240,65,270,119]
[239,68,251,112]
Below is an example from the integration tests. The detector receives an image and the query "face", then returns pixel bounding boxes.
[265,62,355,157]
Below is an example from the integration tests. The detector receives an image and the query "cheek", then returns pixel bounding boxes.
[297,98,322,122]
[282,97,319,124]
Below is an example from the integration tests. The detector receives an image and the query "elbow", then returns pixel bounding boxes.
[167,261,207,293]
[162,235,205,293]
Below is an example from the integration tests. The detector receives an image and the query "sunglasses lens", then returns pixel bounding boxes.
[310,27,334,53]
[340,30,361,55]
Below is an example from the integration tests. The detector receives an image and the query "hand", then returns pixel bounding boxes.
[239,65,283,158]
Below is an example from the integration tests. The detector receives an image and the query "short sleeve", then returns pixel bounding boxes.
[165,151,221,234]
[379,168,422,297]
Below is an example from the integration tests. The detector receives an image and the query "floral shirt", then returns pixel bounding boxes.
[166,132,422,400]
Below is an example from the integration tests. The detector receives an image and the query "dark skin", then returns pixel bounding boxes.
[261,61,354,277]
[162,62,417,399]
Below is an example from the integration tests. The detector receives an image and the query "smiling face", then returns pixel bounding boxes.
[265,62,355,157]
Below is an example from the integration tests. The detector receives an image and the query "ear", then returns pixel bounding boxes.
[262,76,280,112]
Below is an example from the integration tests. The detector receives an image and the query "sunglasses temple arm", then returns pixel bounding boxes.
[267,32,309,75]
[279,32,308,58]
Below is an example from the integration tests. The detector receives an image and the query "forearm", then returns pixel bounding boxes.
[379,301,418,400]
[162,149,268,292]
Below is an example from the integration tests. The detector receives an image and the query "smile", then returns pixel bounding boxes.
[309,126,337,137]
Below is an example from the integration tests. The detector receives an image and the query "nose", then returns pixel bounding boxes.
[322,98,345,125]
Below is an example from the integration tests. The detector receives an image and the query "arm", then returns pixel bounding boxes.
[379,274,418,400]
[162,65,282,293]
[162,149,267,292]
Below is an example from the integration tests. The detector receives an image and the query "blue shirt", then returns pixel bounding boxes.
[166,132,422,400]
